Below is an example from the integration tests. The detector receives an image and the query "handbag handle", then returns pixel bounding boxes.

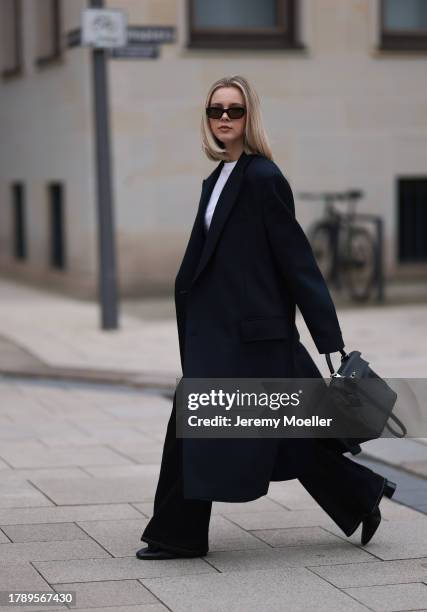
[326,349,348,376]
[369,398,408,438]
[385,413,407,438]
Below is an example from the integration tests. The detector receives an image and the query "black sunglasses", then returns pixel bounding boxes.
[206,106,246,120]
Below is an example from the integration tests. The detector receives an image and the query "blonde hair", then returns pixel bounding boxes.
[201,75,273,162]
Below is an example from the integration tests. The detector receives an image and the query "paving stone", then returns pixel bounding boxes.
[266,480,320,510]
[76,519,149,557]
[309,558,427,587]
[0,422,87,441]
[251,526,347,547]
[2,522,89,543]
[326,518,427,560]
[53,579,157,608]
[61,606,167,612]
[0,504,142,526]
[0,560,55,590]
[361,439,427,464]
[211,496,284,515]
[206,541,373,573]
[0,529,10,543]
[0,468,91,482]
[104,445,164,464]
[208,516,270,551]
[0,444,132,469]
[0,457,11,469]
[223,508,338,531]
[31,476,155,505]
[380,497,427,520]
[0,602,65,612]
[344,582,427,611]
[0,539,110,562]
[141,567,370,612]
[39,427,154,447]
[83,464,161,479]
[0,481,53,508]
[132,502,154,517]
[33,556,215,583]
[355,456,424,491]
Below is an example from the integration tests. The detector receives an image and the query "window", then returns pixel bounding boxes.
[11,183,27,260]
[380,0,427,50]
[48,183,66,269]
[398,178,427,263]
[35,0,62,66]
[188,0,301,50]
[0,0,23,78]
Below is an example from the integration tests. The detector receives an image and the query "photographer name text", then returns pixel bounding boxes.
[187,415,333,428]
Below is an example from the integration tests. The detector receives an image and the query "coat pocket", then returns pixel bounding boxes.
[239,316,290,342]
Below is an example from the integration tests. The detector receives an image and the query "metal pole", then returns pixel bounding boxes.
[90,0,119,329]
[376,217,385,302]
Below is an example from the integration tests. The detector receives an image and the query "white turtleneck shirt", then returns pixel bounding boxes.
[204,160,238,231]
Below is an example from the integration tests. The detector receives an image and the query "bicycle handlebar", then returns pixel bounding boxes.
[297,190,364,202]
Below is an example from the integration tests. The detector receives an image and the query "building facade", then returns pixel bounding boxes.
[0,0,426,298]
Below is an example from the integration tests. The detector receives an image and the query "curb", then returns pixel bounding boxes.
[0,365,178,392]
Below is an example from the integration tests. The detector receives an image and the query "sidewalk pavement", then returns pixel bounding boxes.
[0,376,427,612]
[0,278,426,382]
[0,278,427,610]
[0,277,426,473]
[0,277,426,472]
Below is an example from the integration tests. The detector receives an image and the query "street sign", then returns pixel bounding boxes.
[81,8,127,48]
[127,26,175,45]
[66,28,81,48]
[110,45,159,59]
[67,24,176,56]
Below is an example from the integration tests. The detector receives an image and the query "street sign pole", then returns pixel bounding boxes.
[89,0,119,330]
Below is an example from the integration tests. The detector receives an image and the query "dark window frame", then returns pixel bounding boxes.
[35,0,63,68]
[379,0,427,51]
[11,182,27,260]
[48,182,67,270]
[397,176,427,264]
[1,0,23,80]
[187,0,303,50]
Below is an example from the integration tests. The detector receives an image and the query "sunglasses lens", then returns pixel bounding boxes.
[206,107,245,119]
[206,107,223,119]
[228,107,245,119]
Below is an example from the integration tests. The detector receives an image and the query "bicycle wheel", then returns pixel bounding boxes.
[344,227,376,302]
[308,222,335,281]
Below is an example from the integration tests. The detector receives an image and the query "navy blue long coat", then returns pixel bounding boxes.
[173,151,361,502]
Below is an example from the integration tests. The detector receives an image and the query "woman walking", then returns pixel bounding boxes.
[136,75,396,560]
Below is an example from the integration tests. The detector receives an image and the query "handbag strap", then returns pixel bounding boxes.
[385,413,407,438]
[357,382,408,438]
[326,349,348,376]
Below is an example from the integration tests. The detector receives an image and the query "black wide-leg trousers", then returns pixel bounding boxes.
[140,398,386,554]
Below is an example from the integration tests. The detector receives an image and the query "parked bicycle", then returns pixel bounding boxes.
[298,190,377,302]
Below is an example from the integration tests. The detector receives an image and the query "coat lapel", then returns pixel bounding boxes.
[174,161,224,287]
[191,151,254,286]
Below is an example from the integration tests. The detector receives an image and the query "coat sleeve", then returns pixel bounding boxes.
[260,171,345,355]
